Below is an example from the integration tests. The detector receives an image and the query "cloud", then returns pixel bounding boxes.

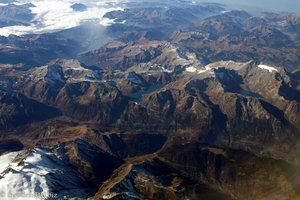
[0,26,34,36]
[0,0,125,36]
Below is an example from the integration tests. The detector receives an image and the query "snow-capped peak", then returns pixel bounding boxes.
[0,148,92,200]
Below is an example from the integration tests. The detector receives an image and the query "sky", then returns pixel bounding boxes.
[200,0,300,12]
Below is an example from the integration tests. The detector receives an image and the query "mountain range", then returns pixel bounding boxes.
[0,1,300,200]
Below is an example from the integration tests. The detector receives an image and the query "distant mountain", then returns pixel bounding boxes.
[79,9,300,71]
[0,34,80,66]
[0,3,34,27]
[71,3,88,12]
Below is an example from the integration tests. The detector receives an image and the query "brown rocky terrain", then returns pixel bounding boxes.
[1,58,300,199]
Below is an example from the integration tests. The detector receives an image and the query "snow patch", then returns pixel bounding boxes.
[65,65,89,71]
[186,66,197,73]
[221,10,230,14]
[258,64,278,73]
[185,65,212,74]
[161,66,173,73]
[119,20,126,24]
[149,64,173,73]
[198,66,212,74]
[100,17,117,26]
[103,192,119,199]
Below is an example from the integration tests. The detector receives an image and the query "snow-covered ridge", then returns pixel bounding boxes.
[185,60,245,74]
[0,151,22,175]
[0,149,51,200]
[258,64,278,73]
[185,61,280,75]
[0,148,91,200]
[27,60,103,84]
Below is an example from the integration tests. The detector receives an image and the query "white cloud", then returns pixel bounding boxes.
[0,25,35,36]
[0,0,125,36]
